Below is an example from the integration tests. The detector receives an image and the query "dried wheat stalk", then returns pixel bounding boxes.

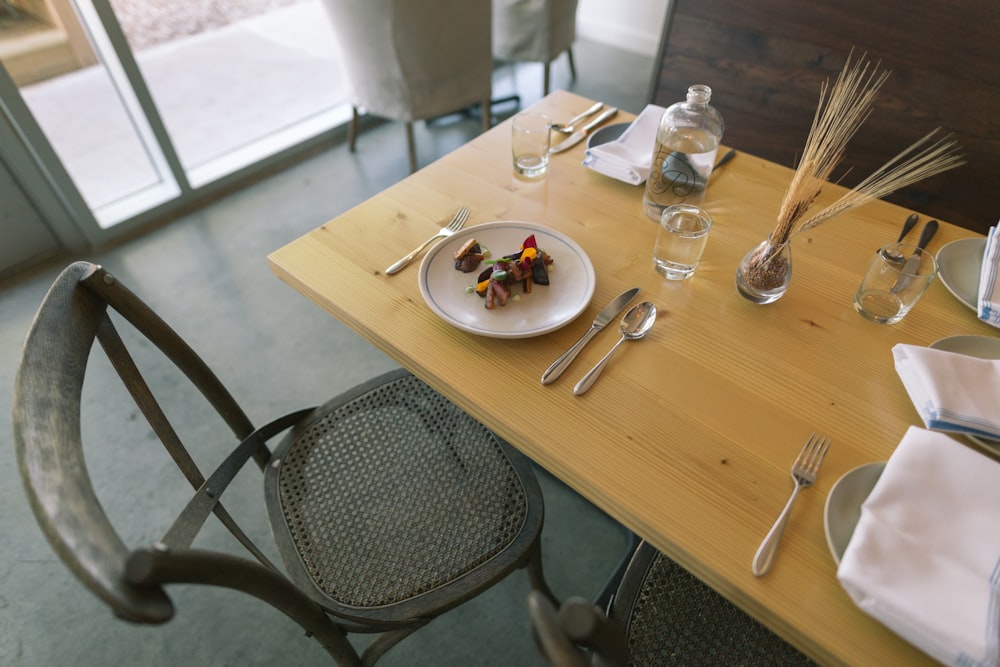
[767,52,965,248]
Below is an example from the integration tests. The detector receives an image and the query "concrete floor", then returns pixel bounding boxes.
[1,37,656,667]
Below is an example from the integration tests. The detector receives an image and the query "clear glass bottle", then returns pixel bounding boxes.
[642,85,724,222]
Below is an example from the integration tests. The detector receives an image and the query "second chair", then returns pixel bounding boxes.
[319,0,494,173]
[528,541,816,666]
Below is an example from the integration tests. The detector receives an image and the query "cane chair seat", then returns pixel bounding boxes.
[14,261,553,666]
[529,541,814,666]
[267,372,538,621]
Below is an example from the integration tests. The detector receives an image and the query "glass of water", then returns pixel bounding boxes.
[653,204,713,280]
[511,112,550,179]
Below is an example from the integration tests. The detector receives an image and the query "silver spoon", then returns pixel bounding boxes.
[550,101,603,134]
[879,213,919,263]
[573,301,657,395]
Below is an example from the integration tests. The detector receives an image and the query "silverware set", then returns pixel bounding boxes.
[539,288,655,394]
[549,107,619,154]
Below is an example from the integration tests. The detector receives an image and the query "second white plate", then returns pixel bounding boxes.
[824,461,886,565]
[936,237,986,311]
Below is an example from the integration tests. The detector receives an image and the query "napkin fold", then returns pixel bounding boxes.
[582,104,664,185]
[978,224,1000,327]
[893,343,1000,441]
[837,426,1000,667]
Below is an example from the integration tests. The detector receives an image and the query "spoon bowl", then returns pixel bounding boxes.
[550,101,603,134]
[573,302,657,395]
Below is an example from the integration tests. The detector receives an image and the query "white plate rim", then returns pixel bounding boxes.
[823,461,886,565]
[936,237,986,312]
[417,221,596,338]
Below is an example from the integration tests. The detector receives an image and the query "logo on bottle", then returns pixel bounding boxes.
[648,148,699,197]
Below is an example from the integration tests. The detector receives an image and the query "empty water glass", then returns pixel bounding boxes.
[511,112,551,179]
[854,243,938,324]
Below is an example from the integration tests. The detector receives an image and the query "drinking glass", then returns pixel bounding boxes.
[511,112,551,179]
[653,204,712,280]
[854,243,938,324]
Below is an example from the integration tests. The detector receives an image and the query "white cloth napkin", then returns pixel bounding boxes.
[893,343,1000,441]
[582,104,664,185]
[978,224,1000,327]
[837,426,1000,667]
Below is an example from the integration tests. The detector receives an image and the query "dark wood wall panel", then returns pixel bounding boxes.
[650,0,1000,233]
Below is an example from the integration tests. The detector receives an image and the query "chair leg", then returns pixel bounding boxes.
[524,538,558,605]
[481,97,492,132]
[348,106,359,153]
[405,121,416,173]
[360,625,426,667]
[593,529,641,612]
[567,47,577,82]
[543,63,551,96]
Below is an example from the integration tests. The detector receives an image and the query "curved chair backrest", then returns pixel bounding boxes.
[12,261,352,660]
[319,0,492,123]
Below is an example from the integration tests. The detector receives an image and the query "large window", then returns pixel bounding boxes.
[1,0,348,235]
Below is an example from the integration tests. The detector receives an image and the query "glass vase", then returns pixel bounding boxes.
[735,235,792,304]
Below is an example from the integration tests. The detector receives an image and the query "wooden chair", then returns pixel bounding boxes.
[493,0,579,96]
[528,541,814,666]
[12,261,554,666]
[649,0,1000,234]
[319,0,493,173]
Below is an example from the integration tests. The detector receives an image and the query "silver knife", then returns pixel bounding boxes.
[890,219,938,294]
[549,107,619,154]
[541,287,640,384]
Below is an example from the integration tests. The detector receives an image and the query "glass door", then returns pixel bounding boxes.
[1,0,347,254]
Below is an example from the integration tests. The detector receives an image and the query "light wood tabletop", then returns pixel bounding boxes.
[269,90,995,665]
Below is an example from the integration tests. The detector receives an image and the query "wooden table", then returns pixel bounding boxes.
[269,90,995,665]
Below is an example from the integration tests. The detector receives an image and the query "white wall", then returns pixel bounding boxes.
[576,0,670,57]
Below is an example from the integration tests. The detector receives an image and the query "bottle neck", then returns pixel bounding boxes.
[686,84,712,106]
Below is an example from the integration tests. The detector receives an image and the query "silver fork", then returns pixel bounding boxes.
[385,206,470,275]
[752,433,831,576]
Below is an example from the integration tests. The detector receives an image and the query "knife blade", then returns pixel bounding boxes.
[541,286,640,384]
[890,219,938,294]
[549,107,619,154]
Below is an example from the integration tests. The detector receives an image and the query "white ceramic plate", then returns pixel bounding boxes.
[928,335,1000,453]
[418,221,596,338]
[936,237,986,311]
[824,461,886,565]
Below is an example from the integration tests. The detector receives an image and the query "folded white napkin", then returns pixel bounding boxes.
[893,343,1000,440]
[582,104,665,185]
[837,426,1000,667]
[978,225,1000,327]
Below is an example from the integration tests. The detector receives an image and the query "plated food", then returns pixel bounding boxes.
[418,221,595,338]
[454,234,554,309]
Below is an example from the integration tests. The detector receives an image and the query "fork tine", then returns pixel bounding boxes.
[795,433,830,477]
[449,207,470,231]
